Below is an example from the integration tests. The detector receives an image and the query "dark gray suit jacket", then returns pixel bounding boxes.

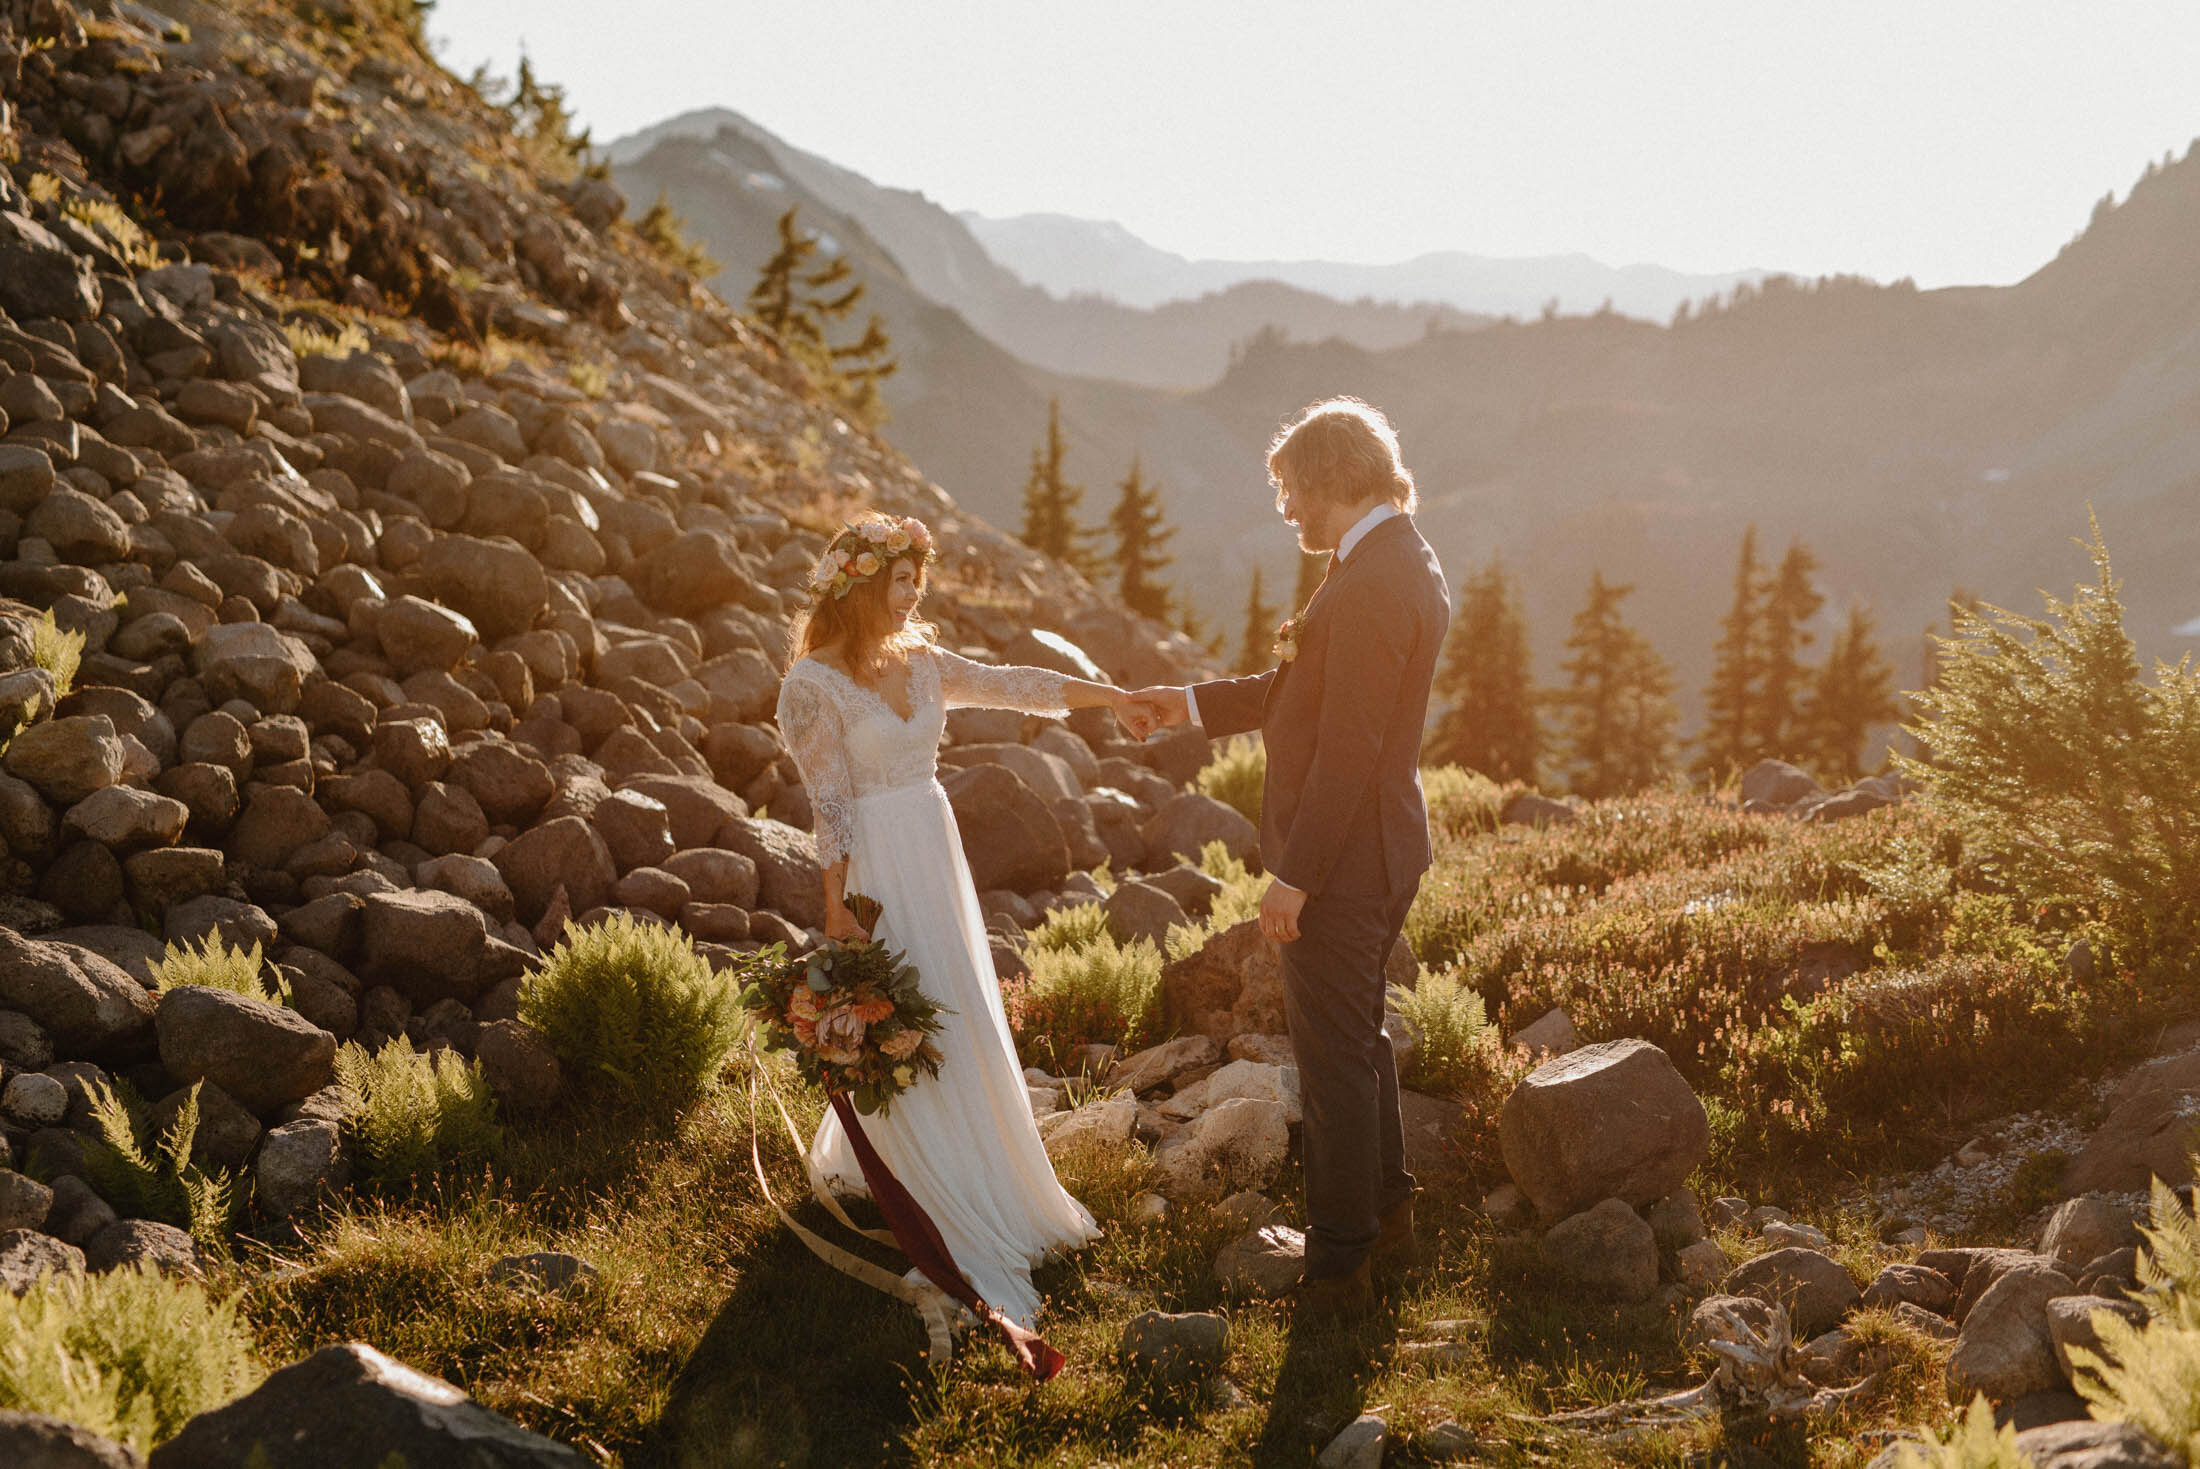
[1191,514,1449,899]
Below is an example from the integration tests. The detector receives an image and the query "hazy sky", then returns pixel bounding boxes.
[431,2,2200,287]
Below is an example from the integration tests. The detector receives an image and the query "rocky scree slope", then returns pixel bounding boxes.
[0,0,1222,1323]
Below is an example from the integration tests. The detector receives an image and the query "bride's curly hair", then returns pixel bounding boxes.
[787,516,937,683]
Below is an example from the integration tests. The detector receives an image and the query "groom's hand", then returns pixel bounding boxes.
[1128,686,1189,734]
[1258,878,1307,944]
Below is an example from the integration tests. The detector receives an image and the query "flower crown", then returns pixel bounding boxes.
[807,514,935,601]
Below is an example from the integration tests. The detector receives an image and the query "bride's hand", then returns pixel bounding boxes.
[824,905,872,944]
[1108,686,1156,740]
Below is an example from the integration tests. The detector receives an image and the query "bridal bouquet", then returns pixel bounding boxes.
[741,895,948,1116]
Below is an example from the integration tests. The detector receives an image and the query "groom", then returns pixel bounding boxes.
[1132,397,1448,1315]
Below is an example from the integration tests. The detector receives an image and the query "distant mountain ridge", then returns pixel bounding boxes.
[611,104,2200,740]
[605,108,1483,390]
[959,209,1774,320]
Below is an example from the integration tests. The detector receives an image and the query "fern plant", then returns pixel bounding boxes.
[0,1263,260,1453]
[1387,967,1500,1093]
[30,607,83,699]
[1023,902,1111,957]
[2065,1173,2200,1459]
[520,913,751,1113]
[1014,933,1164,1063]
[150,934,292,1006]
[81,1081,240,1254]
[331,1039,501,1186]
[1888,1394,2032,1469]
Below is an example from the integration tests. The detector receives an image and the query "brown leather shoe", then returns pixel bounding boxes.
[1294,1258,1373,1317]
[1373,1197,1418,1273]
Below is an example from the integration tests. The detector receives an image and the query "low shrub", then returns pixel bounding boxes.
[1421,764,1511,836]
[1904,520,2200,966]
[0,1263,259,1453]
[521,914,750,1113]
[1162,840,1268,961]
[80,1081,241,1252]
[333,1039,501,1185]
[149,934,291,1005]
[1195,735,1264,825]
[1008,933,1164,1072]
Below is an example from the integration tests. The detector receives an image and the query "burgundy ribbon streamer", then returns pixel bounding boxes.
[827,1092,1066,1381]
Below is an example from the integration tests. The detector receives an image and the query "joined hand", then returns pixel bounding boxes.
[1118,686,1189,740]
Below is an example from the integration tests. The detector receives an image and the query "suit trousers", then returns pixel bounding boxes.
[1279,882,1420,1279]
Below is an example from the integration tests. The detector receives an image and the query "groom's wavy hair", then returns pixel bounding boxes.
[787,551,935,683]
[1266,397,1417,515]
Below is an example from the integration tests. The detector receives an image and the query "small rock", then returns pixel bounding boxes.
[1545,1198,1660,1301]
[1214,1224,1305,1297]
[1676,1238,1730,1289]
[487,1251,597,1295]
[2,1071,68,1127]
[0,1171,54,1232]
[1317,1413,1387,1469]
[0,1228,85,1295]
[1948,1261,2077,1403]
[1722,1248,1862,1337]
[2046,1294,2148,1384]
[1863,1263,1956,1314]
[1118,1309,1228,1384]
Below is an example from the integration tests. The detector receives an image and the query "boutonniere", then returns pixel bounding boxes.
[1273,617,1302,664]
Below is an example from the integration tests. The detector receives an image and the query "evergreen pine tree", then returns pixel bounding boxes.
[1107,457,1175,620]
[1694,526,1762,780]
[1018,399,1094,570]
[1428,557,1540,783]
[744,208,896,426]
[1801,604,1899,777]
[1236,566,1277,675]
[1556,572,1677,799]
[1752,539,1825,759]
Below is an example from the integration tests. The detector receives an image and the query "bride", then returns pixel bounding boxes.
[774,511,1139,1331]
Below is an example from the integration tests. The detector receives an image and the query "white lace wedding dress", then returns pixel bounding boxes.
[774,645,1101,1328]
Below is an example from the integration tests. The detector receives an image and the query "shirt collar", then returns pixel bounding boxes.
[1336,503,1401,563]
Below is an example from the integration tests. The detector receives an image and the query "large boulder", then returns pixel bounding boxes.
[718,817,824,930]
[191,623,318,714]
[376,595,479,674]
[629,530,757,616]
[417,534,548,640]
[2011,1420,2179,1469]
[3,716,125,806]
[1740,760,1823,811]
[1142,792,1259,867]
[359,890,505,1003]
[449,741,555,826]
[619,774,747,849]
[0,210,103,320]
[147,1341,588,1467]
[494,817,616,924]
[2040,1197,2141,1275]
[2063,1050,2200,1195]
[943,764,1069,894]
[0,928,155,1057]
[1497,1039,1710,1220]
[1948,1261,2077,1403]
[0,1409,144,1466]
[155,987,336,1113]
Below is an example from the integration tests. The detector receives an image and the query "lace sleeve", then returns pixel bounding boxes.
[774,669,858,867]
[931,647,1075,717]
